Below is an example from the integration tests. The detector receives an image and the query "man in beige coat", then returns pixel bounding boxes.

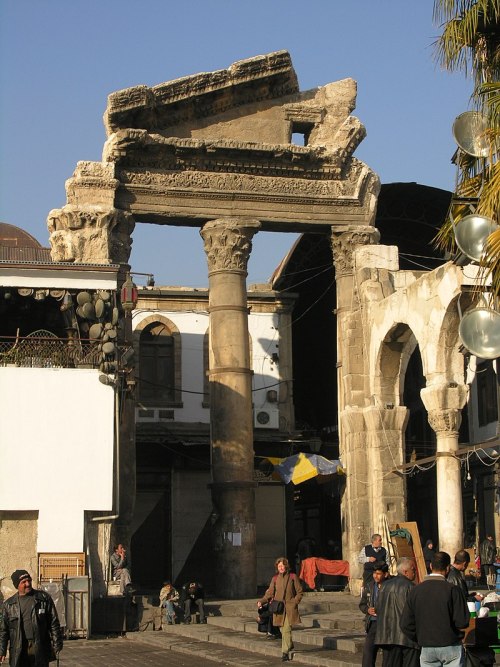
[258,556,303,662]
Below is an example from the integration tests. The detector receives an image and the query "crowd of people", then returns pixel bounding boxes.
[2,534,497,666]
[358,533,499,667]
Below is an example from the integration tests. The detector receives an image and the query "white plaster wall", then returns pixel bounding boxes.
[250,312,280,411]
[133,309,280,423]
[0,368,114,552]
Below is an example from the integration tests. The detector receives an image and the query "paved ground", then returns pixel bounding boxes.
[58,637,224,666]
[58,635,283,666]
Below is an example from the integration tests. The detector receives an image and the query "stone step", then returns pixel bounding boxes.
[126,624,364,667]
[154,614,365,654]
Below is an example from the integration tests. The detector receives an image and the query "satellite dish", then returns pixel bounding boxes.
[459,307,500,359]
[454,214,499,262]
[452,111,490,158]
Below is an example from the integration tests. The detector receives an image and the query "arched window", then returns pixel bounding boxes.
[137,319,181,406]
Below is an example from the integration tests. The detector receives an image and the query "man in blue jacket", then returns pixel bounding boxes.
[0,569,63,666]
[400,551,470,667]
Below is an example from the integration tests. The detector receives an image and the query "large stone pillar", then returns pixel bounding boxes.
[363,406,408,526]
[421,383,468,556]
[331,227,380,572]
[200,217,260,599]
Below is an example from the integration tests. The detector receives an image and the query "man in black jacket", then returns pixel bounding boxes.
[375,556,419,667]
[400,551,469,667]
[0,569,63,666]
[359,562,390,667]
[179,582,206,624]
[447,549,483,605]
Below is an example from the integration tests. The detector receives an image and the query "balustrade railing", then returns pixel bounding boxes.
[0,335,103,369]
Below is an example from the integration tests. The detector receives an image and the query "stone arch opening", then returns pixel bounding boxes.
[374,322,439,542]
[375,322,417,407]
[133,314,182,406]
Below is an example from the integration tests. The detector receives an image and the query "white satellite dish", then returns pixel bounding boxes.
[454,214,499,262]
[459,307,500,359]
[452,111,490,158]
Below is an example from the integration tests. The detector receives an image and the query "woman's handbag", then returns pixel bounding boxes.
[269,599,284,614]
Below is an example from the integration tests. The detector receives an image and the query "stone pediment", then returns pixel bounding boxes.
[104,50,298,136]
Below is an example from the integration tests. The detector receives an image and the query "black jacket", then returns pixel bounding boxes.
[480,539,496,566]
[359,578,386,632]
[0,589,63,667]
[374,575,418,648]
[400,574,469,647]
[447,565,475,602]
[179,583,204,604]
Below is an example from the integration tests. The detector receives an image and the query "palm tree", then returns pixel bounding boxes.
[433,0,500,295]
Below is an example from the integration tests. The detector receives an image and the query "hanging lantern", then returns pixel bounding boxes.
[120,273,138,314]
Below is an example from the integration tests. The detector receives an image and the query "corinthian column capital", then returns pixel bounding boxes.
[47,204,135,265]
[427,409,462,436]
[331,226,380,277]
[200,217,260,274]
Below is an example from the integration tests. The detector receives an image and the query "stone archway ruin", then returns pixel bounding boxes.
[47,51,380,598]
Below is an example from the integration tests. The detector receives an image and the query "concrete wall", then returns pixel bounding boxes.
[0,367,114,553]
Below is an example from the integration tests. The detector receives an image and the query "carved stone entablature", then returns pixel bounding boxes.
[105,51,298,135]
[331,226,381,277]
[65,161,120,208]
[119,160,368,200]
[201,218,260,274]
[105,130,341,176]
[427,409,462,436]
[47,204,135,265]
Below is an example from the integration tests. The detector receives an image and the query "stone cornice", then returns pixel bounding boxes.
[105,51,298,135]
[103,130,362,178]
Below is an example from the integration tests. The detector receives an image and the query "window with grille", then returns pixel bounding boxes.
[139,322,175,404]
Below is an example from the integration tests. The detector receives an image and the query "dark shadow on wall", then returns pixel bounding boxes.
[173,514,215,592]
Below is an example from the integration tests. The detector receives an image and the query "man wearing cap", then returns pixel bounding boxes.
[0,570,63,666]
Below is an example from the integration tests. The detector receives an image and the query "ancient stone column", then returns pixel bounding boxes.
[331,227,380,574]
[363,406,408,526]
[421,383,468,556]
[200,217,260,599]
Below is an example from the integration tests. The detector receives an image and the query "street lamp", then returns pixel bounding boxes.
[120,273,138,315]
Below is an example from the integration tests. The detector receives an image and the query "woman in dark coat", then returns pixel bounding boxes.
[258,556,303,662]
[423,539,434,574]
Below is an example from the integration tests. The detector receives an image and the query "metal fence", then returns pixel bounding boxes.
[0,335,102,369]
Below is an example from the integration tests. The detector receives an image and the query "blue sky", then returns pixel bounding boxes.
[0,1,470,287]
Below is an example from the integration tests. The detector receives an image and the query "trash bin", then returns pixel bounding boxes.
[64,576,90,638]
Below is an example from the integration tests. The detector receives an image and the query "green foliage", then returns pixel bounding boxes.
[433,0,500,295]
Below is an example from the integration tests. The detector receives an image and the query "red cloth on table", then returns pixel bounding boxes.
[299,557,350,590]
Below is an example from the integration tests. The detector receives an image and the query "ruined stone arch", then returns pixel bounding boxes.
[432,292,468,385]
[133,314,182,406]
[373,322,419,407]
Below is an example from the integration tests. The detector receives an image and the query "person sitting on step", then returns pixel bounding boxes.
[159,581,179,627]
[179,582,206,624]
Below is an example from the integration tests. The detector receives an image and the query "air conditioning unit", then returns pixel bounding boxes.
[254,408,279,429]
